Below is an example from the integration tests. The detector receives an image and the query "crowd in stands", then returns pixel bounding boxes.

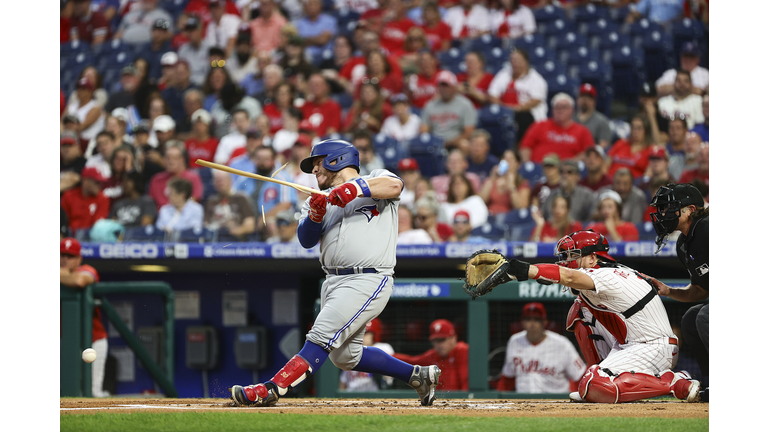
[60,0,709,244]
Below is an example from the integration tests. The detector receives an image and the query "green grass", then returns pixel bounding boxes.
[61,413,708,432]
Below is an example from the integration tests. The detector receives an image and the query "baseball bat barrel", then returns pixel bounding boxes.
[195,159,329,196]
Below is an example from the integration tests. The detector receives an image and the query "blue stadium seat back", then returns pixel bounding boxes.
[636,221,657,241]
[466,34,504,54]
[573,4,610,24]
[123,225,165,242]
[104,49,134,69]
[537,60,568,83]
[67,51,95,76]
[582,18,619,39]
[545,73,579,105]
[101,66,123,91]
[177,227,215,243]
[471,221,506,241]
[445,60,466,76]
[61,40,91,56]
[550,31,589,53]
[596,84,614,117]
[672,17,706,41]
[159,0,188,15]
[485,47,510,74]
[409,106,421,118]
[571,59,612,88]
[606,44,644,68]
[533,4,566,23]
[438,47,466,69]
[92,37,126,56]
[477,104,516,157]
[331,8,361,30]
[628,18,664,39]
[510,33,546,53]
[539,18,577,39]
[500,207,535,226]
[373,134,409,172]
[519,161,543,184]
[595,30,630,52]
[332,92,354,111]
[314,48,334,67]
[641,31,675,83]
[322,0,335,12]
[197,167,216,202]
[74,228,91,242]
[608,5,631,23]
[527,45,557,68]
[562,45,601,68]
[641,28,674,52]
[407,134,446,177]
[507,221,537,242]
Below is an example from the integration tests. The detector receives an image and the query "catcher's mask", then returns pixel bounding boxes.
[555,230,615,269]
[649,183,705,253]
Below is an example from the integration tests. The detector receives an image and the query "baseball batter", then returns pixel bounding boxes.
[501,230,701,403]
[231,139,441,407]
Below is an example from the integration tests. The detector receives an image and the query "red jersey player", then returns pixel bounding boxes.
[393,319,469,391]
[60,238,110,397]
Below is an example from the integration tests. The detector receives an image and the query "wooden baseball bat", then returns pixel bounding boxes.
[195,159,329,196]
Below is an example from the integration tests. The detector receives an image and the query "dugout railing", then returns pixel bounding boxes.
[60,282,177,397]
[313,277,694,399]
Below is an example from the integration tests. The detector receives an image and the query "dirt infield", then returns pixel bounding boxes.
[60,397,709,418]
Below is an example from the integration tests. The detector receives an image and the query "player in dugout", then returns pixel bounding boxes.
[393,319,469,391]
[643,183,709,402]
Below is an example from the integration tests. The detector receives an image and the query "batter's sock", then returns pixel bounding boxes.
[352,346,414,383]
[297,341,329,372]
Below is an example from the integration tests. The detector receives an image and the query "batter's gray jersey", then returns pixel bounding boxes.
[300,169,402,276]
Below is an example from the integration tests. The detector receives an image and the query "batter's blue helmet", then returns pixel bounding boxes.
[300,139,360,174]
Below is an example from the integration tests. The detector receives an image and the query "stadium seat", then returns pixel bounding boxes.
[582,18,619,42]
[485,47,509,74]
[573,4,609,24]
[636,221,657,241]
[596,30,631,52]
[551,31,589,53]
[561,45,600,68]
[671,18,706,59]
[74,228,91,242]
[177,227,216,243]
[527,45,557,68]
[477,104,516,158]
[539,18,577,39]
[406,133,446,178]
[510,33,546,54]
[60,40,91,56]
[123,225,165,242]
[471,221,506,241]
[437,47,466,71]
[333,92,354,111]
[332,9,361,36]
[537,59,568,83]
[519,161,543,184]
[607,45,644,104]
[628,18,664,42]
[499,207,537,241]
[608,5,631,23]
[373,134,409,173]
[466,34,503,55]
[533,4,566,23]
[546,73,580,104]
[571,59,612,92]
[197,167,216,203]
[640,30,675,84]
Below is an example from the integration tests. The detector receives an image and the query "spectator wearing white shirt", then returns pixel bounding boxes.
[490,0,537,40]
[397,206,433,245]
[487,48,548,143]
[443,0,491,39]
[655,42,709,97]
[440,173,489,230]
[397,157,422,210]
[213,108,251,164]
[380,93,421,142]
[156,178,204,233]
[657,69,704,130]
[205,0,242,59]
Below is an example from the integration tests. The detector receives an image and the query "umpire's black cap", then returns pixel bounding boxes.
[670,183,705,208]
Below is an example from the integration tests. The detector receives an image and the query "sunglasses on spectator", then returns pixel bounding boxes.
[454,219,469,225]
[560,169,579,175]
[277,219,292,227]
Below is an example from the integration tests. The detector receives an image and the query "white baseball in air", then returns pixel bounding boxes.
[82,348,97,363]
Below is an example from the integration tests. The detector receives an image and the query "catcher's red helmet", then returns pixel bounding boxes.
[365,318,382,343]
[555,230,615,269]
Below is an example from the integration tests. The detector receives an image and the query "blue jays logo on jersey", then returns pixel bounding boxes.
[354,204,380,223]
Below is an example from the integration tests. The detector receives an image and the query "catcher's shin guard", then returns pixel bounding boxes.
[566,300,605,367]
[578,366,700,403]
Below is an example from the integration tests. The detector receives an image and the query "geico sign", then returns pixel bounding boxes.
[99,243,159,259]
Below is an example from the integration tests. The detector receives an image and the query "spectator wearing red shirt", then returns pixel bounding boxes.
[393,319,469,391]
[339,31,403,91]
[185,109,219,166]
[344,82,393,135]
[69,0,111,45]
[148,144,204,209]
[530,193,583,242]
[586,190,640,242]
[182,0,240,36]
[420,1,453,52]
[636,145,673,202]
[579,145,613,192]
[354,50,403,101]
[479,149,531,215]
[379,0,417,54]
[606,114,653,179]
[395,26,430,74]
[60,237,110,397]
[678,143,709,185]
[519,93,594,164]
[406,49,441,109]
[60,167,111,234]
[262,82,296,136]
[301,74,342,137]
[456,51,494,109]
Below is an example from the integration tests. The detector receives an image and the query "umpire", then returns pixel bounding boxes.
[645,183,709,401]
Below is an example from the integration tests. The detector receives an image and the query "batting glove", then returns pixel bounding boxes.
[328,182,358,208]
[308,193,328,223]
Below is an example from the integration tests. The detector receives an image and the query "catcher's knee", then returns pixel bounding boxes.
[578,365,619,404]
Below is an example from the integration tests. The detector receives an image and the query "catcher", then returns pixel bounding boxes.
[463,230,701,403]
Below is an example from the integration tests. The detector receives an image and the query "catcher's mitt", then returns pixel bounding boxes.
[463,249,514,299]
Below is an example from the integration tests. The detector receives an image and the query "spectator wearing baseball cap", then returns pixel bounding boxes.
[178,15,215,87]
[60,236,110,397]
[133,18,175,83]
[518,93,594,164]
[530,153,562,210]
[586,188,640,242]
[579,146,612,192]
[419,70,478,153]
[636,81,668,145]
[397,158,422,210]
[655,42,709,97]
[184,109,219,166]
[114,0,173,46]
[380,93,421,142]
[574,83,613,149]
[637,145,673,201]
[448,210,489,243]
[150,114,177,149]
[540,160,597,225]
[162,59,199,125]
[496,302,586,393]
[63,77,106,142]
[393,319,469,391]
[61,167,111,234]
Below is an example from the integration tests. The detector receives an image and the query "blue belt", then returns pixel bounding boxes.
[324,267,378,275]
